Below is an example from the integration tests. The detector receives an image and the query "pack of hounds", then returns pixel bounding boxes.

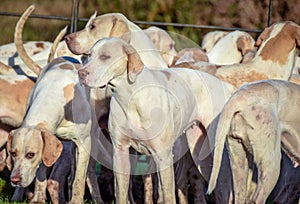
[0,4,299,204]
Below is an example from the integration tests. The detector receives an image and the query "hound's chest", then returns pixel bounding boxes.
[109,109,152,140]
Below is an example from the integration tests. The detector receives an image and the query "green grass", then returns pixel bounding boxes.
[0,171,99,204]
[0,171,15,202]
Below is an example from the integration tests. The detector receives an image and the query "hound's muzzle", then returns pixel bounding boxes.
[11,174,21,186]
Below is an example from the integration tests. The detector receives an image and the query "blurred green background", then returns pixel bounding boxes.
[0,0,299,46]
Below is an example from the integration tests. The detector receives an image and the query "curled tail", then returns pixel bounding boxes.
[207,102,237,194]
[14,5,42,75]
[47,26,68,63]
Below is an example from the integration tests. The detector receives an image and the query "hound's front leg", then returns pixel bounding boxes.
[86,157,104,204]
[113,145,131,204]
[30,163,48,204]
[69,137,91,204]
[154,149,176,204]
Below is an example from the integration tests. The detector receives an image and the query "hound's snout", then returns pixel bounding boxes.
[64,34,73,44]
[11,175,21,185]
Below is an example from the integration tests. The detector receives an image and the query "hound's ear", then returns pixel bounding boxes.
[85,11,97,28]
[120,32,131,44]
[6,131,14,171]
[0,149,7,171]
[255,26,272,48]
[237,35,254,56]
[109,17,129,37]
[146,29,160,49]
[41,130,63,167]
[123,44,144,83]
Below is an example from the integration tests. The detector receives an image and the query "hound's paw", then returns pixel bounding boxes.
[29,192,46,204]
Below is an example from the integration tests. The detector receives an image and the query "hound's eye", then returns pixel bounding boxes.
[89,24,96,30]
[10,151,17,157]
[25,153,35,159]
[99,55,110,60]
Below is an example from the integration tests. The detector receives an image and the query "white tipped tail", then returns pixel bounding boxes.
[14,4,42,76]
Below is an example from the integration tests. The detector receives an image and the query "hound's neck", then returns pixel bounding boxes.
[108,73,130,93]
[23,99,64,133]
[253,47,296,76]
[108,68,158,110]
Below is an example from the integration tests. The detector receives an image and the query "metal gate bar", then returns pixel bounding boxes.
[0,0,273,34]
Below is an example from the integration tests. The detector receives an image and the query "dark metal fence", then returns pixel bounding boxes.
[0,0,273,34]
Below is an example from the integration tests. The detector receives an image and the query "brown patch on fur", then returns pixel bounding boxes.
[109,16,129,37]
[123,44,144,82]
[237,35,254,56]
[259,23,297,65]
[60,63,75,70]
[0,62,14,73]
[63,83,75,103]
[35,42,45,49]
[73,63,82,70]
[48,58,81,71]
[172,62,218,76]
[218,70,268,88]
[0,77,35,124]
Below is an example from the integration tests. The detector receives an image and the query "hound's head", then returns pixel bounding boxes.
[6,127,62,187]
[235,31,256,56]
[171,47,209,66]
[78,37,144,88]
[255,21,300,65]
[144,26,177,66]
[65,13,130,55]
[201,31,228,52]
